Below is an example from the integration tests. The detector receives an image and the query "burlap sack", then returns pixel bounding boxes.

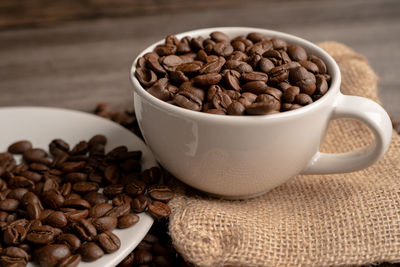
[168,42,400,267]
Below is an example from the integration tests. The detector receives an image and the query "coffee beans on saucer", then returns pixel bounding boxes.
[0,136,173,266]
[135,31,331,115]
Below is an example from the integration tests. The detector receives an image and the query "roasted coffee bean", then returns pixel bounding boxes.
[0,246,29,266]
[84,192,108,206]
[227,101,246,115]
[80,242,104,262]
[103,184,124,198]
[0,198,19,211]
[315,74,329,95]
[35,244,71,267]
[246,99,281,115]
[70,141,89,156]
[7,188,28,201]
[295,93,313,105]
[125,179,146,196]
[26,203,42,220]
[299,60,319,74]
[148,184,174,202]
[131,194,148,213]
[63,172,88,183]
[118,214,140,229]
[289,66,316,95]
[287,44,307,61]
[112,194,132,206]
[89,203,113,218]
[65,209,89,222]
[135,67,158,87]
[148,201,171,219]
[42,191,65,209]
[282,86,300,103]
[20,170,42,183]
[27,225,55,244]
[309,55,327,74]
[104,164,121,185]
[242,81,269,95]
[92,216,118,232]
[105,203,130,218]
[63,198,91,210]
[61,161,86,173]
[45,211,68,228]
[8,140,33,154]
[57,254,81,267]
[96,230,121,253]
[23,148,49,164]
[72,182,99,195]
[73,218,97,241]
[57,233,81,251]
[134,249,153,265]
[3,224,27,245]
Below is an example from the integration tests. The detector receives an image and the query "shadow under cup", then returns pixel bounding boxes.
[130,27,391,199]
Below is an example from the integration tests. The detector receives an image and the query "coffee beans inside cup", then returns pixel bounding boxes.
[134,31,331,115]
[0,136,173,266]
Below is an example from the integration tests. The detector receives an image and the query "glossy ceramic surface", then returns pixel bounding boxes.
[130,27,392,199]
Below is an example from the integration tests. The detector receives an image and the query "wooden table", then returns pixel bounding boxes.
[0,0,399,120]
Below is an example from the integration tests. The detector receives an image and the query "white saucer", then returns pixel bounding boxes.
[0,106,156,267]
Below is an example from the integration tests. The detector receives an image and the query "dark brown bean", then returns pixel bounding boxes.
[92,216,118,232]
[27,225,55,244]
[73,218,97,241]
[8,140,33,154]
[96,230,121,253]
[57,233,81,252]
[147,184,174,202]
[89,203,113,218]
[287,44,308,61]
[35,244,71,267]
[57,254,81,267]
[80,242,104,262]
[131,194,148,213]
[118,214,140,229]
[0,246,29,266]
[148,201,171,219]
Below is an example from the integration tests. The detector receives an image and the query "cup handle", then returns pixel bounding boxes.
[301,93,392,174]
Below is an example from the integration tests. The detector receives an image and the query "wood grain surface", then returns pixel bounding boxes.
[0,0,399,119]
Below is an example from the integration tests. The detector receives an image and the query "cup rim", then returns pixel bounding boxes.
[130,27,341,123]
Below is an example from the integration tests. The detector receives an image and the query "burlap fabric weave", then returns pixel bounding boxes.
[167,42,400,267]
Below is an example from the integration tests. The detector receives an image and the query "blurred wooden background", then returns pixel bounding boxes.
[0,0,399,119]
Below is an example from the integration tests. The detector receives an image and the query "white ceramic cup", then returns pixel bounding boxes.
[130,27,392,199]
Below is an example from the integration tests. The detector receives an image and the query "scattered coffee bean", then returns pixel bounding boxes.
[135,31,331,115]
[0,135,175,266]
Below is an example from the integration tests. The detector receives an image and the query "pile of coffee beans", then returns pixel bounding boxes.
[0,136,173,266]
[134,31,331,115]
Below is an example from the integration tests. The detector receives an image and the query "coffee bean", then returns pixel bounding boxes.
[3,224,27,245]
[64,198,91,210]
[148,184,174,202]
[134,249,153,265]
[131,194,148,213]
[80,242,104,262]
[118,214,140,229]
[8,141,33,154]
[42,192,65,209]
[27,203,42,220]
[0,246,29,266]
[289,66,316,95]
[112,194,132,206]
[96,230,121,253]
[57,254,81,267]
[315,74,329,95]
[45,211,68,228]
[227,101,246,115]
[309,55,327,74]
[0,198,19,211]
[193,73,222,87]
[65,209,89,222]
[57,233,81,252]
[105,203,130,218]
[246,99,281,115]
[125,179,146,196]
[89,203,113,218]
[242,81,269,95]
[92,216,118,232]
[104,164,121,185]
[35,244,71,267]
[287,44,307,61]
[27,225,56,244]
[73,218,97,241]
[148,201,171,219]
[295,93,313,105]
[7,188,28,201]
[299,60,319,74]
[72,181,99,195]
[84,192,108,206]
[282,86,300,103]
